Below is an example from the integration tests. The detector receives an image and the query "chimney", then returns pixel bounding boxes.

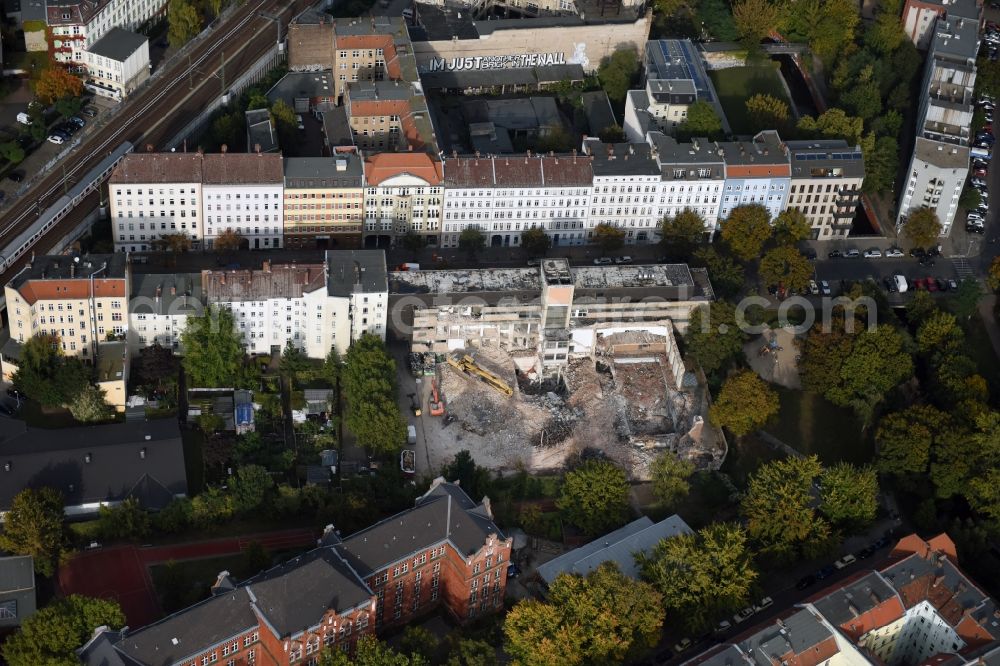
[263,260,271,273]
[933,575,945,587]
[170,286,176,296]
[221,144,228,154]
[255,143,261,153]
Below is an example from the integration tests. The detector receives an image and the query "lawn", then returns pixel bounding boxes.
[766,388,874,465]
[708,62,794,136]
[150,553,259,613]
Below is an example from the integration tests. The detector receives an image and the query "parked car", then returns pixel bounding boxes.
[873,536,890,549]
[834,554,857,569]
[795,574,817,589]
[614,256,633,264]
[753,597,774,612]
[949,278,959,290]
[857,546,876,559]
[506,563,522,579]
[863,248,882,258]
[926,278,940,292]
[803,248,817,260]
[808,279,819,295]
[593,257,613,265]
[69,116,85,128]
[47,134,65,145]
[845,248,861,258]
[296,114,305,130]
[81,107,98,118]
[733,607,755,624]
[827,249,844,259]
[673,638,693,653]
[7,170,24,183]
[715,619,732,632]
[884,276,898,293]
[885,247,904,258]
[972,177,988,188]
[820,280,831,296]
[815,565,836,580]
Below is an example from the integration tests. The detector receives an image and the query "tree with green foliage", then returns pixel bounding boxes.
[709,369,779,437]
[246,89,269,111]
[684,301,747,375]
[97,498,151,541]
[208,112,242,151]
[649,453,695,507]
[597,48,640,107]
[319,636,428,666]
[180,305,245,388]
[68,384,113,423]
[446,639,496,666]
[759,246,813,292]
[343,334,406,454]
[279,341,309,383]
[593,223,626,254]
[796,108,864,145]
[916,310,962,356]
[826,325,914,423]
[745,93,789,131]
[676,100,723,141]
[819,463,879,528]
[800,326,854,396]
[0,488,66,576]
[862,135,898,194]
[155,497,194,533]
[660,209,706,261]
[637,523,757,632]
[772,209,812,246]
[732,0,780,47]
[720,204,772,262]
[400,626,439,661]
[875,405,946,477]
[230,465,272,514]
[54,96,82,119]
[270,98,298,133]
[692,247,744,299]
[442,450,492,501]
[321,346,342,388]
[978,57,1000,101]
[742,456,831,560]
[960,187,983,211]
[866,7,906,54]
[557,460,630,536]
[781,0,859,62]
[12,333,90,407]
[521,227,551,257]
[400,231,425,252]
[504,563,664,666]
[953,279,984,320]
[459,227,486,256]
[167,0,201,47]
[191,486,234,527]
[2,595,125,666]
[0,141,25,164]
[902,206,942,249]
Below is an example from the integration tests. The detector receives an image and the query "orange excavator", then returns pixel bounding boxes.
[429,379,445,416]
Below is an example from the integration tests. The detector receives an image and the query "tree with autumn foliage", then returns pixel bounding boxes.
[34,64,83,105]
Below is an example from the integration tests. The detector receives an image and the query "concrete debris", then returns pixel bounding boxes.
[423,339,724,478]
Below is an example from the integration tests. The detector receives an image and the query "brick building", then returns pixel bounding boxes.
[80,479,511,665]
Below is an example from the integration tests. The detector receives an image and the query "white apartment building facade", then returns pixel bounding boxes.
[363,153,444,247]
[45,0,167,68]
[584,141,663,245]
[441,154,594,249]
[648,133,725,236]
[717,131,791,221]
[897,7,979,237]
[109,153,204,253]
[202,153,284,250]
[82,28,149,100]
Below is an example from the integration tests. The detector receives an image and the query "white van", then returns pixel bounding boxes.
[16,112,31,125]
[407,425,417,445]
[894,274,908,293]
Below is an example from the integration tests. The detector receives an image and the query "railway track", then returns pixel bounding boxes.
[0,0,308,269]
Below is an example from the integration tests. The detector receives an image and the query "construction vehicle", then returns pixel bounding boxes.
[429,379,445,416]
[446,355,513,397]
[408,392,421,417]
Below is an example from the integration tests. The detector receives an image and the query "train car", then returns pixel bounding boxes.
[0,141,133,275]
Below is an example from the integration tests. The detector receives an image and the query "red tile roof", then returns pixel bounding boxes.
[364,153,443,186]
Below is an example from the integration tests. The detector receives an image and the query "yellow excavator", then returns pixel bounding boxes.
[447,354,513,397]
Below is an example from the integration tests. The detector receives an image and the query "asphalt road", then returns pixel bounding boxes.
[0,0,311,285]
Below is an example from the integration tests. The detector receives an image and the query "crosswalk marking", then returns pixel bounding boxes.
[952,258,975,279]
